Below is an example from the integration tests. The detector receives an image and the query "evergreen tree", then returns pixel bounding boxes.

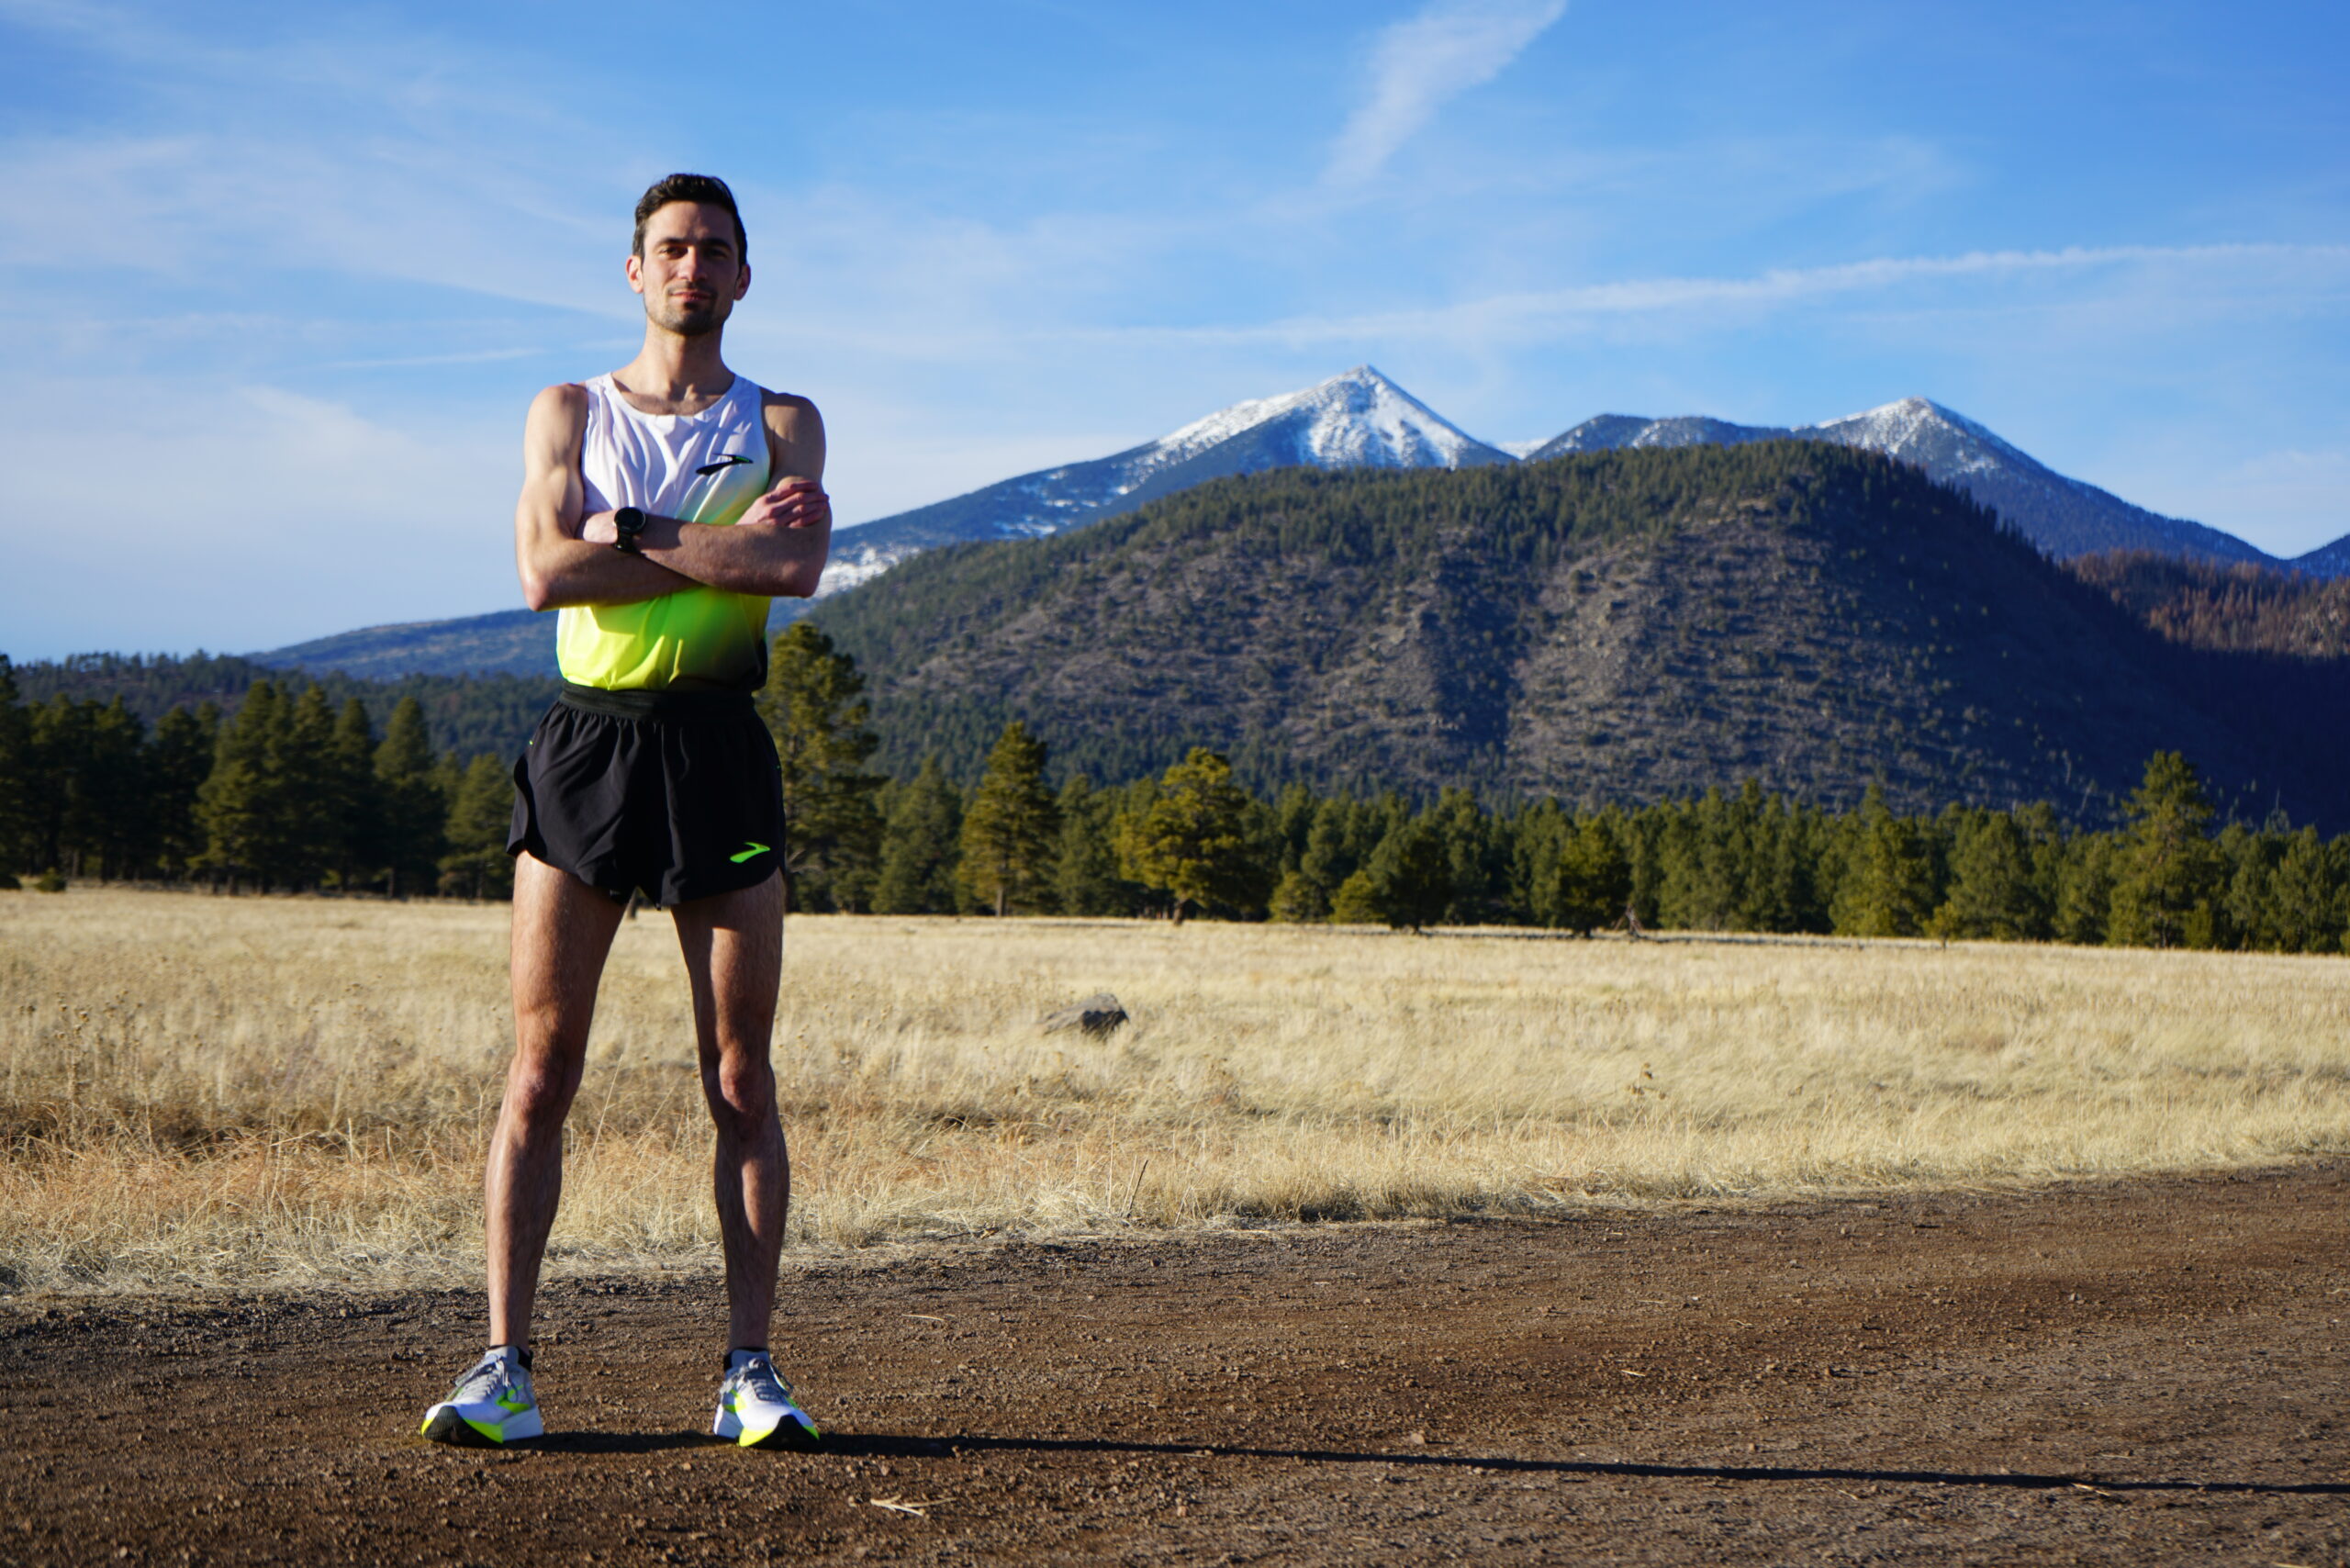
[2053,832,2120,946]
[872,756,963,914]
[1115,748,1264,922]
[327,697,381,891]
[375,698,445,898]
[196,680,286,891]
[1328,869,1382,924]
[1550,812,1632,935]
[275,685,341,890]
[758,622,885,912]
[1360,813,1452,932]
[147,703,218,881]
[1934,809,2051,941]
[2266,826,2344,954]
[1830,785,1941,937]
[957,722,1060,916]
[0,660,29,882]
[2107,751,2222,949]
[1054,775,1140,916]
[439,754,516,900]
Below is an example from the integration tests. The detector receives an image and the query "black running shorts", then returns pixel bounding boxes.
[507,684,784,906]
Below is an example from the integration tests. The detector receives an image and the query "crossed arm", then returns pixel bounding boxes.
[513,384,832,612]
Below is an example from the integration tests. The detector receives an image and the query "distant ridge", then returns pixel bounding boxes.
[247,373,2346,679]
[807,443,2350,828]
[820,365,1513,594]
[1529,398,2311,572]
[260,608,555,679]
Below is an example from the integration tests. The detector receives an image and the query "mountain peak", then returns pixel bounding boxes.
[1152,364,1494,471]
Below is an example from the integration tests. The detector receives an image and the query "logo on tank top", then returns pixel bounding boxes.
[696,454,755,476]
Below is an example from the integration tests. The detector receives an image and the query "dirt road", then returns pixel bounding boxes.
[6,1165,2348,1564]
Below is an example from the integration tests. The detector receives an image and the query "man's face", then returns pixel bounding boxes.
[627,201,749,339]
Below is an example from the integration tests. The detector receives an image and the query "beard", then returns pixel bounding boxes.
[649,293,728,338]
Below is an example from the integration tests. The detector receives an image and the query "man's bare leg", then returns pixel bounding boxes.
[671,871,788,1351]
[487,853,626,1350]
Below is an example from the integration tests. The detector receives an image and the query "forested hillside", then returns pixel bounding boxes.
[811,442,2350,829]
[16,653,555,759]
[2069,551,2350,658]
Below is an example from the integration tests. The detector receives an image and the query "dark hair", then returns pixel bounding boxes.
[632,173,747,260]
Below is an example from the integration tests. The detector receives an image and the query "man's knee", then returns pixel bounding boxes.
[704,1051,778,1140]
[502,1042,587,1135]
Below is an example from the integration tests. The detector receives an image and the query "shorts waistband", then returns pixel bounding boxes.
[556,682,759,721]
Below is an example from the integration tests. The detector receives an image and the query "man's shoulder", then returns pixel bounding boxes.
[529,382,593,419]
[758,387,821,418]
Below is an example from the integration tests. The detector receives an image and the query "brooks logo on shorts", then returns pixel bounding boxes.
[730,842,769,864]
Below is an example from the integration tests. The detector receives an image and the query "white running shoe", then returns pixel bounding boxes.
[420,1347,543,1447]
[712,1350,822,1450]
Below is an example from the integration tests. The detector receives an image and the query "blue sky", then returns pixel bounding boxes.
[3,0,2345,659]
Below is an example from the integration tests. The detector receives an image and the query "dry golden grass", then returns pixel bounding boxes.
[5,887,2349,1294]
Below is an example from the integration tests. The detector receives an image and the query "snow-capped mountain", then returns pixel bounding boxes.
[1529,398,2300,572]
[821,366,1512,594]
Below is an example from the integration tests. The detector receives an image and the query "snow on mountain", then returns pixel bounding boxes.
[820,366,1510,596]
[1529,398,2287,571]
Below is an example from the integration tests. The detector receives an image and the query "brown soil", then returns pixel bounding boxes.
[6,1165,2349,1565]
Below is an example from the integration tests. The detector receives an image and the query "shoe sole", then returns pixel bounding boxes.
[713,1407,822,1450]
[420,1407,502,1448]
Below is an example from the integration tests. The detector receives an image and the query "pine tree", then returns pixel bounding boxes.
[1360,814,1452,932]
[196,680,285,891]
[1934,809,2051,941]
[0,660,33,883]
[2107,751,2222,949]
[1830,785,1940,937]
[758,622,885,911]
[1053,775,1137,916]
[873,756,963,914]
[957,722,1060,916]
[440,754,516,900]
[147,703,218,881]
[2053,832,2120,946]
[375,698,445,898]
[1328,869,1382,924]
[1114,748,1263,923]
[269,685,339,890]
[1551,812,1631,935]
[327,698,381,891]
[2266,826,2345,954]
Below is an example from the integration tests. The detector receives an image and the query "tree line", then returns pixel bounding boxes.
[0,659,516,898]
[768,625,2348,953]
[6,625,2349,955]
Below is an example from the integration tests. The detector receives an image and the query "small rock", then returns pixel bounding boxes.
[1040,992,1128,1037]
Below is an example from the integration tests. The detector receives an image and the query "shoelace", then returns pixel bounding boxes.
[449,1356,518,1406]
[732,1355,795,1406]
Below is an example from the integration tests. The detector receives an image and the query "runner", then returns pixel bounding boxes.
[420,173,831,1450]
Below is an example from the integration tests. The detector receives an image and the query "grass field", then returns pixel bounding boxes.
[4,886,2348,1295]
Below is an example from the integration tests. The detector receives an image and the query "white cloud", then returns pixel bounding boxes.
[1326,0,1569,187]
[1087,241,2350,349]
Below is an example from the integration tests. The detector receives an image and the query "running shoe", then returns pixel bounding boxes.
[420,1346,543,1448]
[712,1350,822,1450]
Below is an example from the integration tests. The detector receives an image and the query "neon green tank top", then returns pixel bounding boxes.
[557,373,773,691]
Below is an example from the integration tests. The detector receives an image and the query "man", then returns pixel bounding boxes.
[420,174,831,1450]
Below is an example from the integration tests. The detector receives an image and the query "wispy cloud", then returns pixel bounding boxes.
[1094,242,2350,348]
[1326,0,1569,187]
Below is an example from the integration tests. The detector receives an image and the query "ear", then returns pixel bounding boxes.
[625,252,646,296]
[733,260,751,302]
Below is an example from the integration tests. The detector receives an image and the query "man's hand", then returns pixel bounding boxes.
[744,477,830,531]
[581,510,620,546]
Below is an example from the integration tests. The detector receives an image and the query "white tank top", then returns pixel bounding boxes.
[559,373,777,691]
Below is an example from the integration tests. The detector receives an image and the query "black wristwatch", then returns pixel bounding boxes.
[612,506,647,555]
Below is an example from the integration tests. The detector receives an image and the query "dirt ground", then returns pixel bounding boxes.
[5,1165,2348,1566]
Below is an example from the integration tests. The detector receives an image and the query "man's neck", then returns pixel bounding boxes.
[610,329,734,417]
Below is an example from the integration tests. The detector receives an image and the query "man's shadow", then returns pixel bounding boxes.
[523,1428,2350,1496]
